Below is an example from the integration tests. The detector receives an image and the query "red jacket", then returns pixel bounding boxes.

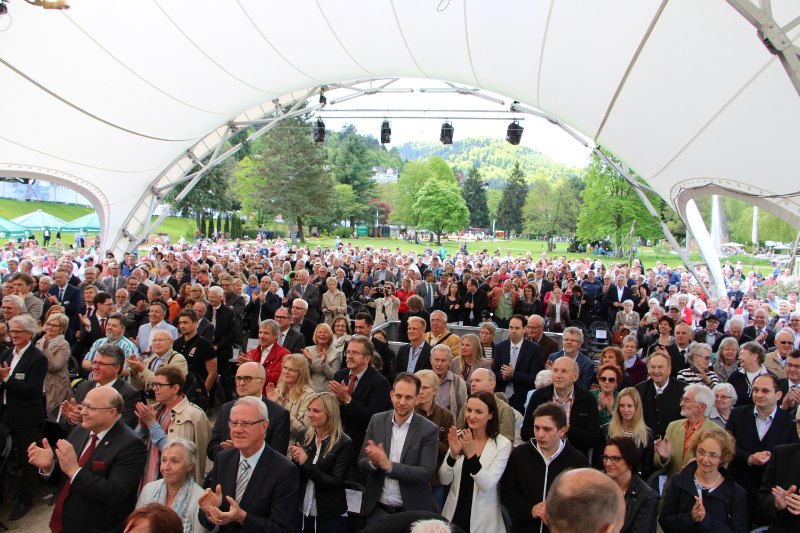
[248,343,290,391]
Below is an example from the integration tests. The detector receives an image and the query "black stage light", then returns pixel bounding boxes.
[313,118,326,143]
[440,121,454,145]
[506,120,523,145]
[380,120,391,144]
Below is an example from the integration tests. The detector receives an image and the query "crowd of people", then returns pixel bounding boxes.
[1,236,800,532]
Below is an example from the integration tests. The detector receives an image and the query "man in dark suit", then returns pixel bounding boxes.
[526,315,558,365]
[744,308,776,350]
[330,335,392,480]
[198,396,299,532]
[74,291,115,359]
[522,357,602,458]
[28,387,147,531]
[244,277,281,338]
[288,298,318,347]
[635,351,686,439]
[0,315,48,519]
[209,362,290,458]
[352,312,393,378]
[416,270,441,312]
[193,301,215,342]
[602,273,632,323]
[462,279,488,327]
[273,307,304,354]
[666,322,693,378]
[758,442,800,532]
[492,314,543,413]
[57,344,140,430]
[727,373,800,527]
[45,267,81,320]
[288,269,321,323]
[392,316,432,382]
[359,373,439,523]
[207,286,238,402]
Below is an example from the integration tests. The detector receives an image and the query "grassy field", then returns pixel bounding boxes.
[0,198,774,269]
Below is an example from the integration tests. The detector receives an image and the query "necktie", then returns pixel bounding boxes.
[99,318,106,335]
[211,307,217,327]
[510,345,520,367]
[50,434,98,533]
[347,374,358,395]
[59,287,65,302]
[427,283,433,307]
[278,333,285,346]
[680,349,686,361]
[235,458,252,502]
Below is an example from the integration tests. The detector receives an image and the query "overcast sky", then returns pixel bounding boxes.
[318,79,592,168]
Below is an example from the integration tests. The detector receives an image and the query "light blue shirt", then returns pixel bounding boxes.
[407,342,424,373]
[754,406,777,440]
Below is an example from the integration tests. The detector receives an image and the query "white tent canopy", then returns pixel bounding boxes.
[1,0,799,291]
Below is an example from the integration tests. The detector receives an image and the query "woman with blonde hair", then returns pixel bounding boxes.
[303,323,341,393]
[289,392,353,533]
[450,333,492,386]
[595,387,655,479]
[35,312,72,413]
[266,353,315,445]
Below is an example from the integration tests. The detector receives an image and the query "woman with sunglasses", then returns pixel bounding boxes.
[677,343,720,387]
[659,426,748,532]
[592,364,622,426]
[602,436,658,533]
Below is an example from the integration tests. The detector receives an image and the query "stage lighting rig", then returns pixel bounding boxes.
[506,120,523,145]
[440,121,454,145]
[313,118,326,143]
[380,120,391,144]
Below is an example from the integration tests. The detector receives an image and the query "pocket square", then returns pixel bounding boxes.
[91,461,107,471]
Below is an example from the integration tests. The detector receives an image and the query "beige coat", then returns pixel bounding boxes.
[161,396,211,483]
[130,350,188,393]
[279,384,315,446]
[322,289,348,326]
[36,334,73,413]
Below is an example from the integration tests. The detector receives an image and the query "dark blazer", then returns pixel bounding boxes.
[758,443,800,532]
[358,411,439,515]
[0,343,47,428]
[47,283,81,318]
[289,283,321,322]
[332,366,391,463]
[206,304,238,359]
[208,396,290,458]
[393,342,432,382]
[416,282,441,310]
[530,334,559,365]
[197,317,215,342]
[659,463,748,533]
[461,290,488,327]
[244,293,282,337]
[492,339,543,413]
[73,379,139,429]
[620,474,659,533]
[56,420,147,533]
[294,430,354,518]
[727,368,776,408]
[635,378,686,439]
[279,327,305,354]
[199,444,299,533]
[665,344,691,378]
[294,318,318,348]
[743,325,776,350]
[726,404,799,523]
[522,384,603,458]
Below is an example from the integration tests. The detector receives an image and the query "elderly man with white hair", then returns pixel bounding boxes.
[423,310,461,355]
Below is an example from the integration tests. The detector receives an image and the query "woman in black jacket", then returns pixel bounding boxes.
[290,392,354,533]
[659,426,748,533]
[602,436,658,533]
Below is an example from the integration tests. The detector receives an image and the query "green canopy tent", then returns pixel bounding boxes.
[62,212,100,233]
[0,217,28,240]
[11,209,67,232]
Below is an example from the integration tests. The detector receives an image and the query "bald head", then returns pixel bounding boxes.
[545,468,624,533]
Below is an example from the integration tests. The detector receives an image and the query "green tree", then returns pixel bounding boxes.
[576,151,659,255]
[413,181,470,244]
[393,160,428,227]
[523,174,579,249]
[462,166,490,228]
[496,162,527,237]
[330,184,361,227]
[332,135,375,226]
[234,114,333,243]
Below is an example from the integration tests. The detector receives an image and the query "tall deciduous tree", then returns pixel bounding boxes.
[496,161,527,237]
[234,114,333,243]
[576,150,659,255]
[523,174,579,250]
[392,157,457,228]
[462,166,490,228]
[332,135,375,226]
[413,181,470,244]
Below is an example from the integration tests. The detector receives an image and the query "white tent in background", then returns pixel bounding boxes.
[1,0,799,296]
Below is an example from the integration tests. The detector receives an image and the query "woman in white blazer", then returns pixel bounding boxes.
[439,391,512,533]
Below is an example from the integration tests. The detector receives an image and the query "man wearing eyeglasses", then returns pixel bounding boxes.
[29,386,147,532]
[208,362,289,459]
[199,396,298,532]
[128,329,188,396]
[273,308,305,354]
[766,329,795,380]
[727,373,800,527]
[779,349,800,418]
[0,315,47,520]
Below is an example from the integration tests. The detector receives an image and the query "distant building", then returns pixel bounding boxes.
[371,166,398,184]
[0,179,91,206]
